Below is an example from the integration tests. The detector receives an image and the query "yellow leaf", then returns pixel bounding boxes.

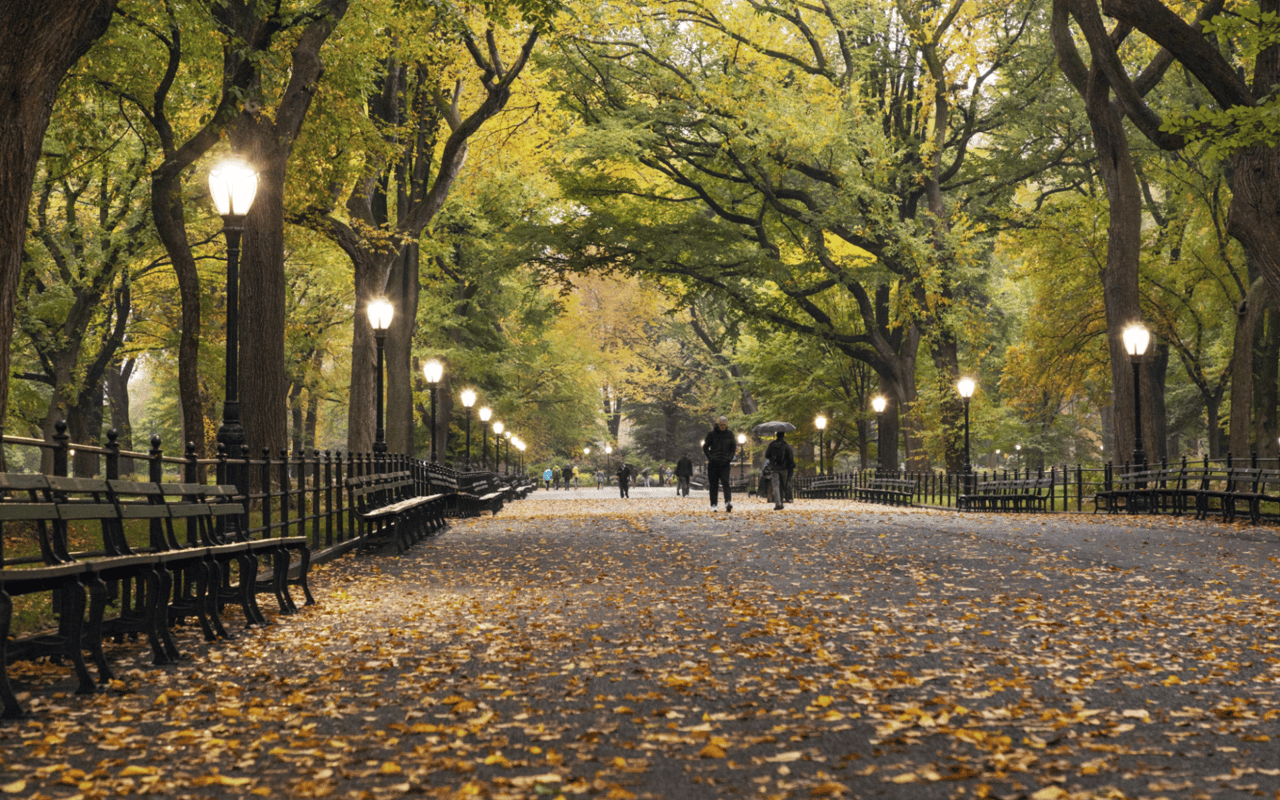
[891,773,918,784]
[699,743,727,758]
[211,775,252,786]
[814,696,834,707]
[811,781,849,796]
[119,766,157,777]
[380,762,402,774]
[1,780,26,794]
[1030,788,1069,800]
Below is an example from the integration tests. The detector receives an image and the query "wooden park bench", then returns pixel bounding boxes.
[1,473,101,718]
[853,477,915,506]
[1199,466,1280,524]
[959,475,1053,512]
[2,473,303,718]
[458,474,505,517]
[801,478,851,499]
[345,471,446,553]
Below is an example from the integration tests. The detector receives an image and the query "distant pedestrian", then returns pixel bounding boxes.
[562,464,573,491]
[543,467,553,490]
[616,463,632,498]
[572,464,580,488]
[702,416,737,512]
[675,453,693,497]
[764,431,796,510]
[595,469,605,489]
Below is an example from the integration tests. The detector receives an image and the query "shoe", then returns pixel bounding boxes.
[726,503,733,512]
[710,504,718,511]
[774,504,784,510]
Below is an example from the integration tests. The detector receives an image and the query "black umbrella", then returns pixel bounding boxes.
[753,420,796,435]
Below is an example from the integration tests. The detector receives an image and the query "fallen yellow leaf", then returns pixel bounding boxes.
[699,742,727,758]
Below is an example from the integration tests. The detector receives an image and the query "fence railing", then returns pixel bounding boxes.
[3,421,518,563]
[793,452,1280,513]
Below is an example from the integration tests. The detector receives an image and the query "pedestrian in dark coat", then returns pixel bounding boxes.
[764,432,796,510]
[702,416,737,511]
[616,463,632,498]
[675,454,693,497]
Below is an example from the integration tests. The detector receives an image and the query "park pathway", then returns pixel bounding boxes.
[2,491,1278,799]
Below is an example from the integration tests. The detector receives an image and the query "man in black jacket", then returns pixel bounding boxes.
[702,416,737,511]
[616,463,632,498]
[674,453,693,497]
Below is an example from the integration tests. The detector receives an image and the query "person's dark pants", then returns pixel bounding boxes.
[677,476,690,496]
[708,461,732,507]
[619,479,629,498]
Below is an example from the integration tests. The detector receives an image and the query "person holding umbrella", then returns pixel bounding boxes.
[702,416,737,512]
[764,431,796,510]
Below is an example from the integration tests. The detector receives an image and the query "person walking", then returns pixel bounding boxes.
[542,466,553,491]
[764,431,796,510]
[702,416,737,512]
[572,464,580,489]
[675,453,693,497]
[616,463,632,498]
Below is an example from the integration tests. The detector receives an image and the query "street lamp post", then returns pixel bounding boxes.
[208,157,258,492]
[957,378,976,494]
[460,389,476,469]
[871,397,887,475]
[503,431,512,475]
[605,445,613,475]
[479,407,492,470]
[1123,323,1150,467]
[516,440,526,474]
[493,421,504,474]
[737,433,747,482]
[367,299,394,460]
[815,415,827,476]
[424,359,444,462]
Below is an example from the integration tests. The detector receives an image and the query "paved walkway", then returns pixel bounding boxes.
[2,496,1278,799]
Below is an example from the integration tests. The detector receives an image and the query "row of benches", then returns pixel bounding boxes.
[797,477,915,506]
[1094,464,1280,522]
[958,475,1054,512]
[1,473,311,719]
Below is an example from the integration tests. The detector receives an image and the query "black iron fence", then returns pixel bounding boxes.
[3,421,517,564]
[794,453,1280,514]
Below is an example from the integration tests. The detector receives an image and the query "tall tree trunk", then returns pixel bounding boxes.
[387,243,420,455]
[0,0,116,466]
[236,138,290,467]
[1254,307,1280,460]
[230,0,351,469]
[1054,0,1152,465]
[930,334,964,472]
[347,250,384,454]
[1149,344,1170,462]
[105,357,135,474]
[290,378,306,456]
[1229,278,1268,457]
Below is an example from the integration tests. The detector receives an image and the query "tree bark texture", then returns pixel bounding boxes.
[387,244,421,456]
[0,0,117,464]
[1053,0,1156,465]
[229,0,351,468]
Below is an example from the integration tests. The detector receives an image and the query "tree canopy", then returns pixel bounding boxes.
[7,0,1280,474]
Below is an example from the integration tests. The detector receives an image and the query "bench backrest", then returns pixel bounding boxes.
[0,473,64,568]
